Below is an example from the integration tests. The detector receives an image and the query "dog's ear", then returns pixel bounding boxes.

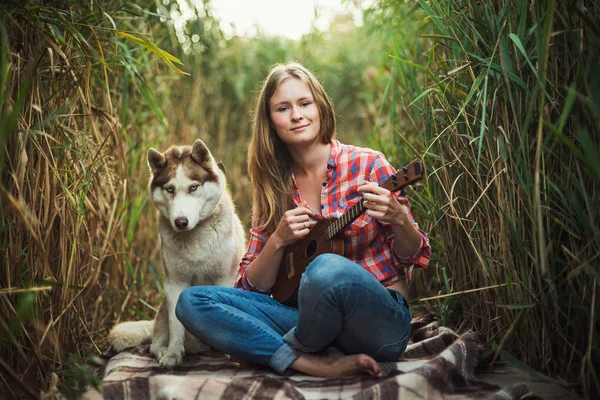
[147,148,166,174]
[191,139,212,169]
[217,161,226,175]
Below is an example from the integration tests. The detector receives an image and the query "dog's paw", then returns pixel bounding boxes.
[108,321,154,352]
[158,348,184,367]
[150,342,167,359]
[110,336,139,353]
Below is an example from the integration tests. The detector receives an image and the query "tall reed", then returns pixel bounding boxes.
[0,0,182,396]
[372,0,599,397]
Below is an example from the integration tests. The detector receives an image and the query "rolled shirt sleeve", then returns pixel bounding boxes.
[234,218,272,294]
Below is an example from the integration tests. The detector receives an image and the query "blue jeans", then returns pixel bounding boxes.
[176,254,411,375]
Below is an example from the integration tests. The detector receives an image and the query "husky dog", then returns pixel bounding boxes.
[108,139,246,367]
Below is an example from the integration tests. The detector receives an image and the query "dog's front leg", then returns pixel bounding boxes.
[150,300,169,360]
[158,281,187,367]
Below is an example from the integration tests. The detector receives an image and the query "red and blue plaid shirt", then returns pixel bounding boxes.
[235,139,431,293]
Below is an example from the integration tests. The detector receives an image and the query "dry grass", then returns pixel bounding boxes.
[0,1,173,397]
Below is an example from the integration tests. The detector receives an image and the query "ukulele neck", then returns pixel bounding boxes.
[324,159,423,240]
[326,198,365,239]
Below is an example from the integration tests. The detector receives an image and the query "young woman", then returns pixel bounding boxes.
[176,62,430,378]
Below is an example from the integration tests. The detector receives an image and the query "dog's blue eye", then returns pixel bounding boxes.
[190,185,198,192]
[166,187,174,193]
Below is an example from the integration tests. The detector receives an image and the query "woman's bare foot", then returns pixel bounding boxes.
[289,347,382,378]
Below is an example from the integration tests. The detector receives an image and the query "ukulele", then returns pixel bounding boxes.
[271,159,425,306]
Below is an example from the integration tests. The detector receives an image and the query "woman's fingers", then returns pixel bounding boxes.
[278,206,314,243]
[284,212,312,229]
[295,201,315,217]
[295,215,311,225]
[364,201,385,212]
[358,183,407,224]
[294,221,310,232]
[363,191,392,208]
[357,182,380,194]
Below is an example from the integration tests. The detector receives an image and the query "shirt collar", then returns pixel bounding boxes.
[291,139,340,189]
[327,139,341,172]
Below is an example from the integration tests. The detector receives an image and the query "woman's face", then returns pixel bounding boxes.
[269,77,321,148]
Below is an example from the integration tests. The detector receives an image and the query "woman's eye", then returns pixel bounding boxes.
[301,102,310,107]
[190,185,198,192]
[278,106,289,112]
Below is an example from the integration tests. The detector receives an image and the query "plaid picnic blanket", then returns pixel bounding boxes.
[83,314,539,400]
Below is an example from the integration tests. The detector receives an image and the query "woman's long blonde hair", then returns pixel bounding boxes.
[248,62,336,233]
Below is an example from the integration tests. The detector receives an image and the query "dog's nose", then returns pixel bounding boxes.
[175,217,188,230]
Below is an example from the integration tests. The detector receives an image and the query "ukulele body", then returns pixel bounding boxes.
[271,218,345,307]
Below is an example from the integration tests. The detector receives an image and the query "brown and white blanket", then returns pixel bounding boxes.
[83,314,540,399]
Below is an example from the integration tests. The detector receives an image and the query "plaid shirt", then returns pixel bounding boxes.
[235,139,431,293]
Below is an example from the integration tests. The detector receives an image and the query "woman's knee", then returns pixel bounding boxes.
[176,286,240,323]
[301,254,368,297]
[175,287,196,324]
[304,254,366,284]
[303,254,343,286]
[176,286,219,323]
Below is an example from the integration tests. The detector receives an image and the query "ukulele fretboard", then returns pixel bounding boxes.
[326,198,365,239]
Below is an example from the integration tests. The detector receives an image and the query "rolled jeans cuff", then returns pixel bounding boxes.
[283,328,321,353]
[269,343,298,375]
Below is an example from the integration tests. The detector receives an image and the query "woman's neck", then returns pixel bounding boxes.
[289,141,331,178]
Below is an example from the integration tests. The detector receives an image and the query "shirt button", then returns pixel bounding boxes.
[320,205,324,210]
[322,182,327,187]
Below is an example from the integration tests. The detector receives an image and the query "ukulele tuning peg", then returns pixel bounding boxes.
[412,185,417,191]
[402,167,409,173]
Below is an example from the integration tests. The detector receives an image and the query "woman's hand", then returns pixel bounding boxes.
[271,201,315,249]
[357,182,409,226]
[359,182,422,258]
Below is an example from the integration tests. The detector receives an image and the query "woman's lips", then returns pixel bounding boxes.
[291,124,309,131]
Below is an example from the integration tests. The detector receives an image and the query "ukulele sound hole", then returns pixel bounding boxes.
[304,240,318,259]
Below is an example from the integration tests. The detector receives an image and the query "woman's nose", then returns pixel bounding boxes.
[291,107,303,121]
